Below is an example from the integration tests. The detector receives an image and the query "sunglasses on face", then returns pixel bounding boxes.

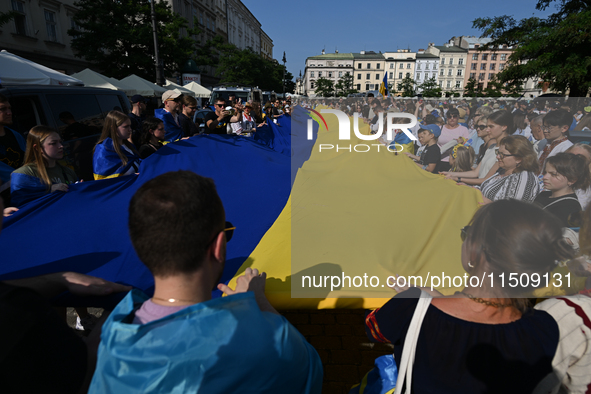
[215,104,225,108]
[476,125,487,130]
[224,221,235,242]
[447,114,458,119]
[494,148,515,159]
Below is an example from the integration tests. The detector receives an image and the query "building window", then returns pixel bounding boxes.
[499,63,505,71]
[367,63,371,69]
[440,70,444,76]
[311,82,315,89]
[398,72,403,79]
[366,73,370,79]
[458,58,464,65]
[449,58,454,65]
[488,73,494,80]
[319,71,322,77]
[366,84,370,90]
[479,73,485,81]
[501,54,507,61]
[470,73,475,79]
[357,73,361,80]
[482,54,488,61]
[490,64,496,70]
[441,58,445,65]
[405,64,410,69]
[357,84,361,91]
[400,63,404,69]
[328,72,333,78]
[377,64,380,69]
[480,63,487,70]
[471,63,477,70]
[448,69,452,76]
[491,54,497,61]
[446,80,451,88]
[389,72,393,79]
[456,81,461,88]
[472,53,478,60]
[417,73,422,80]
[427,64,431,70]
[376,74,379,80]
[390,63,394,69]
[358,63,362,69]
[44,10,58,42]
[339,71,343,77]
[406,73,410,77]
[12,0,27,36]
[457,69,463,76]
[311,71,315,77]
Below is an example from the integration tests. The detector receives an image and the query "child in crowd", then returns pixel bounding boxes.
[538,109,573,172]
[534,152,590,227]
[402,124,441,173]
[10,125,77,207]
[449,144,475,173]
[138,117,165,159]
[93,111,141,180]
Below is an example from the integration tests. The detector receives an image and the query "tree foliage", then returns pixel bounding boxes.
[396,75,416,97]
[0,11,17,28]
[314,77,334,97]
[472,0,591,96]
[417,77,442,98]
[196,36,294,92]
[335,72,357,97]
[69,0,199,80]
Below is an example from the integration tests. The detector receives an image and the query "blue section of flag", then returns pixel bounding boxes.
[379,72,388,98]
[0,119,295,306]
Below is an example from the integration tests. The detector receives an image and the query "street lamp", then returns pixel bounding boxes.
[282,52,286,98]
[150,0,163,85]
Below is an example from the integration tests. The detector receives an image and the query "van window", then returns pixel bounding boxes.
[47,94,104,133]
[97,94,128,114]
[8,96,45,136]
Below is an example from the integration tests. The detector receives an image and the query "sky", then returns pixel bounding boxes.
[241,0,554,80]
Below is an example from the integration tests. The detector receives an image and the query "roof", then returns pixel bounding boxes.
[433,46,468,53]
[307,53,354,60]
[352,52,385,60]
[416,53,439,59]
[460,36,493,45]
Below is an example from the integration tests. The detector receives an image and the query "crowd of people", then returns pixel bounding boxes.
[1,90,591,393]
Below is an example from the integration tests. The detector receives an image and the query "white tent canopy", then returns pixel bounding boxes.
[0,50,83,86]
[119,74,167,97]
[164,80,196,97]
[183,81,211,98]
[71,69,137,96]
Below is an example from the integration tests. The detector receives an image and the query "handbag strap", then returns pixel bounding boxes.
[395,290,432,394]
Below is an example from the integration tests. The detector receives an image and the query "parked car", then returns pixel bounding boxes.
[0,85,131,180]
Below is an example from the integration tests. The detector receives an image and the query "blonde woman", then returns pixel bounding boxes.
[93,111,141,180]
[11,125,77,207]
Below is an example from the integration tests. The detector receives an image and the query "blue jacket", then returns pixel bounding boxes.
[0,127,26,184]
[89,290,323,394]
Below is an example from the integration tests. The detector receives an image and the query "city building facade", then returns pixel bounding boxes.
[352,51,385,94]
[0,0,91,74]
[383,50,415,96]
[426,42,468,97]
[304,51,354,97]
[414,51,439,95]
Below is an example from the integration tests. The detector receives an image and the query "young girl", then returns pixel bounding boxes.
[93,111,141,180]
[138,117,165,159]
[10,125,77,207]
[534,152,590,226]
[449,144,475,173]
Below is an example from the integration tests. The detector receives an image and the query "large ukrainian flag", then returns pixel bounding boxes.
[0,109,488,310]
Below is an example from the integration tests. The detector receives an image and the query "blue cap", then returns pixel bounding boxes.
[130,94,147,103]
[419,124,441,138]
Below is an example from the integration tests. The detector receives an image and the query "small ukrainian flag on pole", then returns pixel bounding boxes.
[379,71,388,98]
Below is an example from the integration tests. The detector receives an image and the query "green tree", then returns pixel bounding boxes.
[396,75,416,97]
[473,0,591,97]
[0,11,17,28]
[69,0,200,80]
[196,37,294,92]
[417,77,442,97]
[314,77,334,97]
[335,72,357,97]
[463,78,482,97]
